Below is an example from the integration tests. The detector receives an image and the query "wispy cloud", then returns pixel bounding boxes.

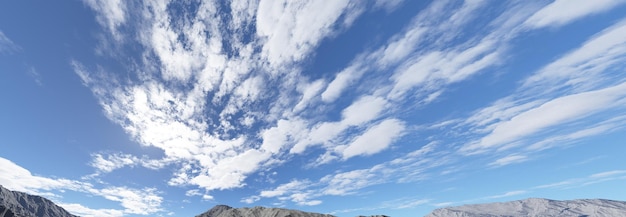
[82,0,127,40]
[57,203,124,217]
[488,155,528,167]
[486,190,528,199]
[0,31,20,54]
[452,18,626,159]
[249,142,446,205]
[26,66,43,86]
[534,170,626,190]
[524,0,626,29]
[87,153,170,177]
[463,82,626,153]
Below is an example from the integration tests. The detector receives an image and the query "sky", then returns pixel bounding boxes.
[1,0,626,216]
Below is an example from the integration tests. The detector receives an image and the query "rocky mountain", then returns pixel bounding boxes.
[426,198,626,217]
[0,185,77,217]
[196,205,336,217]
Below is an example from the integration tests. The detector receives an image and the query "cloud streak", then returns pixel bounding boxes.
[524,0,626,29]
[0,31,20,54]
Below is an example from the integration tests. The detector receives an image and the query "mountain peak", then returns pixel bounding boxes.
[0,185,77,217]
[196,205,335,217]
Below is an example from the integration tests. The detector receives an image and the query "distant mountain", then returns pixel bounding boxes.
[0,185,77,217]
[196,205,336,217]
[426,198,626,217]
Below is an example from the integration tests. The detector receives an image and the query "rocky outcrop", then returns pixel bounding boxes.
[426,198,626,217]
[0,185,77,217]
[196,205,335,217]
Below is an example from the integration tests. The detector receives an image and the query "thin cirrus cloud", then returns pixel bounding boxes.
[524,0,626,29]
[459,18,626,155]
[0,30,20,54]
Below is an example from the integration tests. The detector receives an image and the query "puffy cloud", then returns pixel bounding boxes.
[256,0,358,67]
[342,119,405,159]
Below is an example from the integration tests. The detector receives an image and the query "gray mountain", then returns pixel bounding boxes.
[196,205,336,217]
[0,185,77,217]
[426,198,626,217]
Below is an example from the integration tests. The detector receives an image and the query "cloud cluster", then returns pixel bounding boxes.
[70,0,626,210]
[75,0,420,197]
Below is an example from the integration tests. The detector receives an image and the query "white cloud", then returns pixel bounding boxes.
[342,119,405,159]
[394,198,430,209]
[341,95,388,126]
[256,0,359,67]
[535,170,626,189]
[463,82,626,152]
[373,0,405,12]
[254,143,446,205]
[389,37,500,99]
[58,203,124,217]
[293,79,325,113]
[74,1,541,203]
[94,187,163,215]
[589,170,626,179]
[488,155,528,167]
[240,195,260,204]
[0,31,20,54]
[82,0,127,39]
[88,153,170,176]
[26,66,43,86]
[524,19,626,92]
[526,115,626,151]
[524,0,626,29]
[487,190,527,199]
[261,119,306,154]
[259,180,310,198]
[321,63,364,103]
[290,95,391,155]
[0,157,86,194]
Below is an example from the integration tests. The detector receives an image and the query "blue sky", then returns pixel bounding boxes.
[1,0,626,216]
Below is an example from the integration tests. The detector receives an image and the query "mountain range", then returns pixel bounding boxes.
[426,198,626,217]
[2,185,626,216]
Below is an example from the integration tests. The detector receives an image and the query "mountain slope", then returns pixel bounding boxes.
[426,198,626,217]
[0,185,77,217]
[196,205,336,217]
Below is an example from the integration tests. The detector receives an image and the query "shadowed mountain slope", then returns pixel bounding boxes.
[0,185,77,217]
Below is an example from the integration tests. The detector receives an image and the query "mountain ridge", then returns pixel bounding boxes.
[195,204,336,217]
[2,185,626,217]
[0,185,77,217]
[426,197,626,217]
